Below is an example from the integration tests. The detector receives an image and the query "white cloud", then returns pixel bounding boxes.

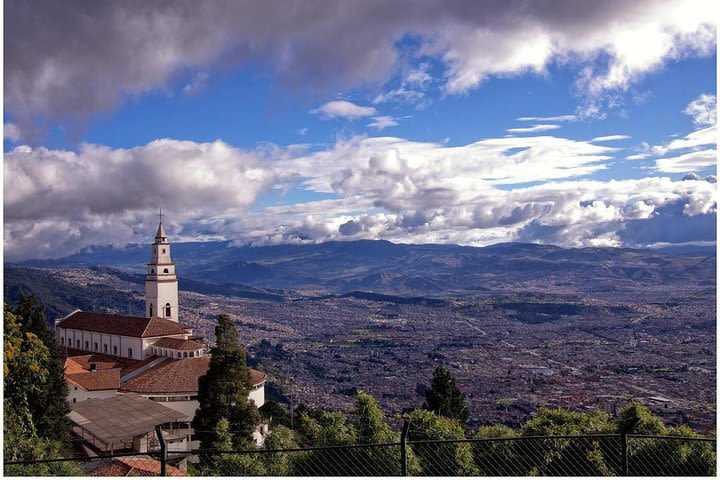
[367,116,399,130]
[627,153,650,160]
[298,127,309,136]
[592,135,631,142]
[5,132,716,259]
[516,115,576,122]
[683,93,716,127]
[6,1,715,136]
[647,126,715,157]
[654,149,718,173]
[182,72,210,95]
[4,122,22,142]
[311,100,377,119]
[507,124,561,133]
[4,139,274,259]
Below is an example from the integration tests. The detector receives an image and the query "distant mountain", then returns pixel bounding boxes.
[16,240,716,297]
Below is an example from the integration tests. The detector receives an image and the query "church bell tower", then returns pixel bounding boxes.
[145,214,179,322]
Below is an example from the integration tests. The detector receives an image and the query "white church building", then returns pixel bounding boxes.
[55,220,267,449]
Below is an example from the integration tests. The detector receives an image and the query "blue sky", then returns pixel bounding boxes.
[3,0,717,260]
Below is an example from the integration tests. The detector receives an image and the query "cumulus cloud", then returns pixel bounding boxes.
[367,116,399,130]
[4,123,22,142]
[5,131,717,259]
[5,0,715,136]
[4,139,274,259]
[591,135,630,142]
[311,100,377,119]
[507,124,561,133]
[683,93,716,127]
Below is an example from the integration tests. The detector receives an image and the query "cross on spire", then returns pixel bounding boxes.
[158,207,164,224]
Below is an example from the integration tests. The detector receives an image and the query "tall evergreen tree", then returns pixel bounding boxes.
[194,313,260,448]
[423,366,470,424]
[12,295,70,443]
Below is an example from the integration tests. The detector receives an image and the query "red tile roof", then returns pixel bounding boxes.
[89,457,187,476]
[63,350,159,377]
[57,311,189,338]
[116,457,188,476]
[66,368,121,391]
[120,356,266,394]
[153,337,205,351]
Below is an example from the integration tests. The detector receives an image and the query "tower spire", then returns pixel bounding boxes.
[146,212,178,321]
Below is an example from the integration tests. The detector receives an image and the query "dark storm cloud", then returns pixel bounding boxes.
[5,0,714,137]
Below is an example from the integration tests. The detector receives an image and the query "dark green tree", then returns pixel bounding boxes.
[423,366,470,424]
[521,407,615,475]
[354,390,420,475]
[3,304,81,476]
[13,294,70,443]
[472,424,525,476]
[262,425,299,475]
[402,408,478,476]
[194,313,260,449]
[204,418,266,476]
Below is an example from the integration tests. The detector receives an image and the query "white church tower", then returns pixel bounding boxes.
[145,216,179,322]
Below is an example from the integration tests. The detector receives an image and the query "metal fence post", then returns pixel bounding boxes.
[155,425,167,476]
[400,420,410,476]
[619,415,640,476]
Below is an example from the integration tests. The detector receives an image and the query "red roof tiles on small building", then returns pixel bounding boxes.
[67,369,121,391]
[152,337,205,351]
[120,356,266,394]
[57,311,189,338]
[63,350,160,377]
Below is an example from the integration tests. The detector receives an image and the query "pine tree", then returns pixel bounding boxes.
[423,366,470,424]
[11,295,70,443]
[193,313,260,449]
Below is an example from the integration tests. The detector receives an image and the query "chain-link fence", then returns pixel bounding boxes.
[4,432,716,476]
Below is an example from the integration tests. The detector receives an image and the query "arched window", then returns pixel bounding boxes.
[61,337,65,346]
[128,347,133,358]
[151,268,155,274]
[163,268,169,273]
[162,248,166,254]
[190,351,195,358]
[149,304,153,316]
[183,352,188,358]
[76,340,81,348]
[165,303,171,317]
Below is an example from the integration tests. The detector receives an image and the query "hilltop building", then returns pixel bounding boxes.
[55,218,266,452]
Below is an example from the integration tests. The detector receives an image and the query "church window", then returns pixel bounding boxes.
[190,351,194,358]
[94,342,98,352]
[183,352,188,358]
[76,340,81,348]
[103,344,108,353]
[128,347,133,358]
[151,269,155,274]
[73,398,76,403]
[163,268,169,273]
[113,345,118,355]
[165,303,171,317]
[162,248,166,254]
[149,304,153,316]
[61,337,65,346]
[84,341,89,350]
